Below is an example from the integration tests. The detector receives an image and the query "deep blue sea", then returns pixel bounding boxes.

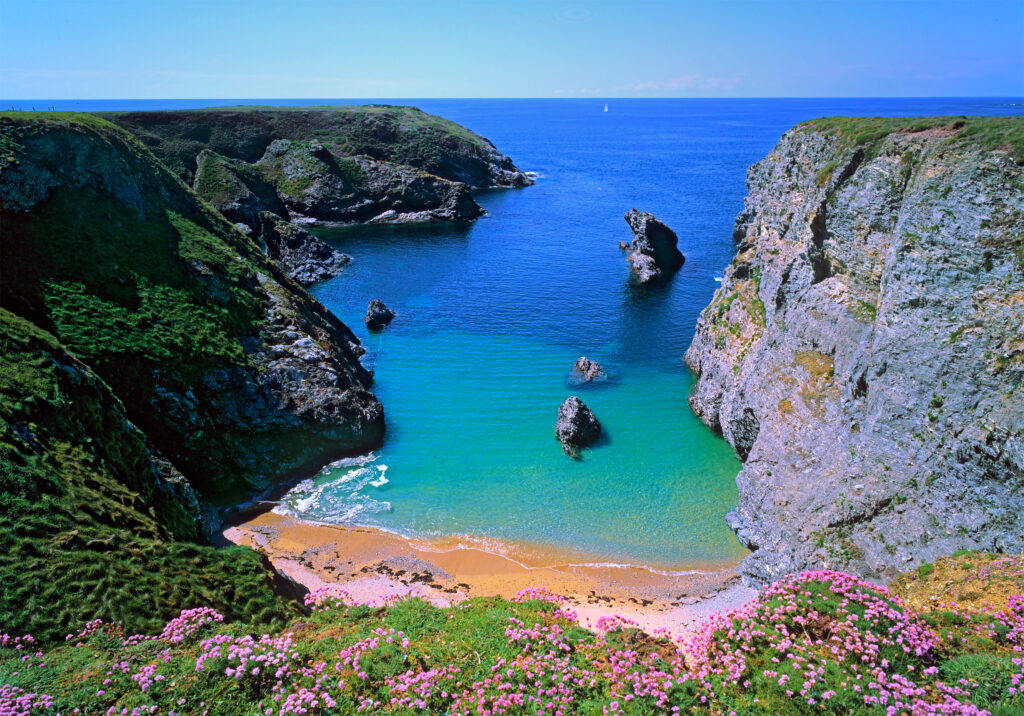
[10,98,1020,569]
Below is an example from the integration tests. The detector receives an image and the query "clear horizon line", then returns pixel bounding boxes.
[3,95,1023,102]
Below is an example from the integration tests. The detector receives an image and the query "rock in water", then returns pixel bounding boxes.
[623,209,685,284]
[556,396,602,455]
[572,356,606,382]
[365,300,396,331]
[259,213,351,285]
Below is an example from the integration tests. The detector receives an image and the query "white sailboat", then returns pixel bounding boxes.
[603,103,609,113]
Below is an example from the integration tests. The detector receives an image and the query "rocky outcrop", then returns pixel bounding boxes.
[258,212,350,285]
[365,300,396,332]
[684,117,1024,586]
[572,356,606,382]
[0,307,298,643]
[103,105,533,189]
[0,113,384,500]
[252,139,484,226]
[556,396,602,456]
[623,209,684,284]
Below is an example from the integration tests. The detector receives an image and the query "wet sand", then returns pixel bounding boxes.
[222,511,757,640]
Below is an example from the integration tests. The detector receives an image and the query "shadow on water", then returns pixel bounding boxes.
[314,220,473,248]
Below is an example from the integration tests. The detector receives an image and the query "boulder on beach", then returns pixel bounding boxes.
[623,209,684,284]
[555,396,602,456]
[364,300,396,331]
[572,356,606,382]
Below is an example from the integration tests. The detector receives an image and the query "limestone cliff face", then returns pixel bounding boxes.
[0,113,384,500]
[685,117,1024,585]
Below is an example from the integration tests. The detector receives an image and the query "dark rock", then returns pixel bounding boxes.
[365,300,396,331]
[618,241,631,252]
[0,116,385,499]
[623,209,685,284]
[258,212,350,285]
[556,396,602,455]
[684,118,1024,586]
[572,356,606,382]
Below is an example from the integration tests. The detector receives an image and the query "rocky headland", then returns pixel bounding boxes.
[0,112,386,638]
[101,106,532,284]
[685,116,1024,586]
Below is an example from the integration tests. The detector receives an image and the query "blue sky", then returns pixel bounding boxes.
[1,0,1021,98]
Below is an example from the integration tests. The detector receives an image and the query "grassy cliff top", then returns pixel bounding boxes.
[796,115,1024,162]
[94,104,502,184]
[1,565,1021,714]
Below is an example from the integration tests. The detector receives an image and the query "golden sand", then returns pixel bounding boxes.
[221,510,757,639]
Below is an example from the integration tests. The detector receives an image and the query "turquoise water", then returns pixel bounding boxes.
[264,98,1021,570]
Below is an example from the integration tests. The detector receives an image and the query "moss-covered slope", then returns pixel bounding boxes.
[0,112,384,500]
[0,307,299,643]
[101,105,532,188]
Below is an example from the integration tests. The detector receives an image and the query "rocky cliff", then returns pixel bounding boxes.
[685,116,1024,585]
[0,113,384,501]
[99,106,530,284]
[0,306,300,641]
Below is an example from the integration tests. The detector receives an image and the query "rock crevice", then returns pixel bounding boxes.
[684,118,1024,585]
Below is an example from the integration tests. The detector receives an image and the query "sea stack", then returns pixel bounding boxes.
[623,209,684,284]
[365,300,396,331]
[572,356,606,382]
[556,396,602,456]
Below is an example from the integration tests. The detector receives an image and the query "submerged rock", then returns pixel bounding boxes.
[623,209,685,284]
[365,300,396,331]
[259,212,351,285]
[572,356,606,382]
[555,396,602,456]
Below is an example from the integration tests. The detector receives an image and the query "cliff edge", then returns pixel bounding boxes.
[685,116,1024,585]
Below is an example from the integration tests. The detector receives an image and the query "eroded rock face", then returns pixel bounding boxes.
[572,357,606,382]
[0,115,385,498]
[684,118,1024,586]
[556,396,602,456]
[365,300,396,332]
[623,210,685,284]
[258,212,350,285]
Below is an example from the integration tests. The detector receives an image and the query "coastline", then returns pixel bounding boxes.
[222,510,757,640]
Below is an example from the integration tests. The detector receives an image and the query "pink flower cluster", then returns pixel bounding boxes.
[0,684,53,716]
[685,569,1022,714]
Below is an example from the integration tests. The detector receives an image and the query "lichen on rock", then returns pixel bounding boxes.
[685,116,1024,586]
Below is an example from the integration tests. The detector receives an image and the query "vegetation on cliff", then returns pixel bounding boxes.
[0,112,383,501]
[685,115,1024,586]
[0,112,383,648]
[100,105,529,188]
[0,307,299,644]
[1,561,1021,714]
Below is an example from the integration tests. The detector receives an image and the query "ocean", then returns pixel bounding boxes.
[10,97,1020,570]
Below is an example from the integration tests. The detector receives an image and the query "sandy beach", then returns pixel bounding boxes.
[222,510,757,640]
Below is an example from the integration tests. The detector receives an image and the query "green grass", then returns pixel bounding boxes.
[0,308,297,644]
[97,105,496,185]
[797,116,1024,164]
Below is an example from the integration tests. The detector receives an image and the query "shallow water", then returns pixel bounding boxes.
[269,98,1021,570]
